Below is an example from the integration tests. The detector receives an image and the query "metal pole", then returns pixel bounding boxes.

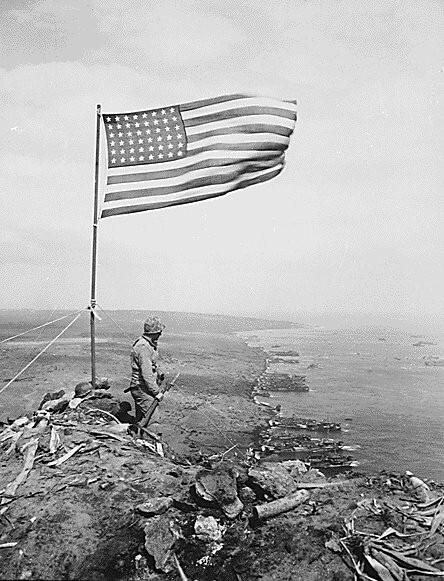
[90,104,101,387]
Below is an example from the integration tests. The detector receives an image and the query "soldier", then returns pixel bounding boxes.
[128,316,166,424]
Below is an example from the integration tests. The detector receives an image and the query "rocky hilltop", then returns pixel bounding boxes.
[0,312,443,580]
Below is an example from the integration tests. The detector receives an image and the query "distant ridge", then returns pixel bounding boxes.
[0,309,299,335]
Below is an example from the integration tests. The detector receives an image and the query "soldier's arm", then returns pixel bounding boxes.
[139,344,160,398]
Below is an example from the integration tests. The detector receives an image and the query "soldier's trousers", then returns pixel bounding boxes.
[129,385,159,424]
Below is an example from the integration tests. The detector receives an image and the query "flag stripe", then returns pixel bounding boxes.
[179,97,296,121]
[107,148,281,178]
[179,93,248,112]
[107,152,282,185]
[105,164,283,209]
[188,132,288,151]
[186,141,284,157]
[187,123,292,143]
[101,164,283,217]
[105,157,284,201]
[185,113,295,134]
[183,106,296,128]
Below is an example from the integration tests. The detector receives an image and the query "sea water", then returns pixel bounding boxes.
[241,326,444,482]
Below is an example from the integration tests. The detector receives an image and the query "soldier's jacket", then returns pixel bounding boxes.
[130,335,164,397]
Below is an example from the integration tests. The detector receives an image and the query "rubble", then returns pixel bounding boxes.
[137,497,174,516]
[257,372,308,392]
[1,373,443,581]
[269,349,299,357]
[143,515,179,572]
[253,489,310,520]
[195,465,244,519]
[194,515,225,542]
[248,462,297,498]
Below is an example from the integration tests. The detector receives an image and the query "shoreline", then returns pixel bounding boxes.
[238,326,444,483]
[1,317,443,580]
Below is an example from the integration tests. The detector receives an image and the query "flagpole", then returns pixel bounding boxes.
[90,103,101,387]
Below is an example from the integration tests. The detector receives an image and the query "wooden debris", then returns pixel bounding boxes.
[47,443,84,467]
[49,427,61,454]
[84,408,121,423]
[294,478,364,490]
[336,493,444,581]
[1,437,39,515]
[253,489,309,520]
[0,542,18,549]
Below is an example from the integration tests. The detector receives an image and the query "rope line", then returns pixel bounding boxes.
[1,310,83,344]
[96,304,134,342]
[0,311,84,396]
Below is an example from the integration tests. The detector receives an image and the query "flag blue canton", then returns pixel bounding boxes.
[103,106,186,167]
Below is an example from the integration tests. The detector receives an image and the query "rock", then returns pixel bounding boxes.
[68,397,83,410]
[41,396,70,413]
[137,497,173,516]
[194,515,225,542]
[143,516,178,572]
[405,471,431,502]
[79,395,121,416]
[10,417,31,431]
[195,465,244,519]
[38,390,65,410]
[282,460,308,478]
[95,377,111,390]
[223,496,244,519]
[239,486,257,504]
[299,469,326,483]
[248,462,297,499]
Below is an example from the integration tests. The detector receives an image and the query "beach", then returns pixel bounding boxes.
[240,325,444,481]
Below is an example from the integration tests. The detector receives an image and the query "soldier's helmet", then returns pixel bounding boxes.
[143,316,165,335]
[74,381,93,398]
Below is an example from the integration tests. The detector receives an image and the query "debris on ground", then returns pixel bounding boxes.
[1,375,443,581]
[195,464,244,518]
[143,515,181,572]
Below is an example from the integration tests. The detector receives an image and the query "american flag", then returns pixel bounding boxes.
[100,94,297,218]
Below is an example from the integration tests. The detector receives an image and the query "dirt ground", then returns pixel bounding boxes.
[1,311,443,580]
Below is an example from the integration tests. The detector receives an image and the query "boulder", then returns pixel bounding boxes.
[41,396,70,413]
[79,394,121,416]
[38,390,65,410]
[239,486,257,504]
[194,515,225,542]
[195,465,244,519]
[248,462,297,498]
[282,460,308,478]
[143,516,178,572]
[137,497,173,517]
[298,469,326,483]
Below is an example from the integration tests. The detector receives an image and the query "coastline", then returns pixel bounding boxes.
[238,325,444,482]
[1,316,443,580]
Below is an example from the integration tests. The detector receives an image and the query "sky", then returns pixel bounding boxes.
[1,0,443,326]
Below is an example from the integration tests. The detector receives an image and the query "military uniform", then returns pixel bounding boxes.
[129,334,164,422]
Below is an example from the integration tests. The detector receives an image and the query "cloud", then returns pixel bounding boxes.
[0,0,442,316]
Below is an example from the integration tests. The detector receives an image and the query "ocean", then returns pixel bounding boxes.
[240,325,444,482]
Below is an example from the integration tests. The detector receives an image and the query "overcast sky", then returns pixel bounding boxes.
[1,0,443,325]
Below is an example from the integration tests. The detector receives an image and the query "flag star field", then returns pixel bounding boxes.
[104,107,186,166]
